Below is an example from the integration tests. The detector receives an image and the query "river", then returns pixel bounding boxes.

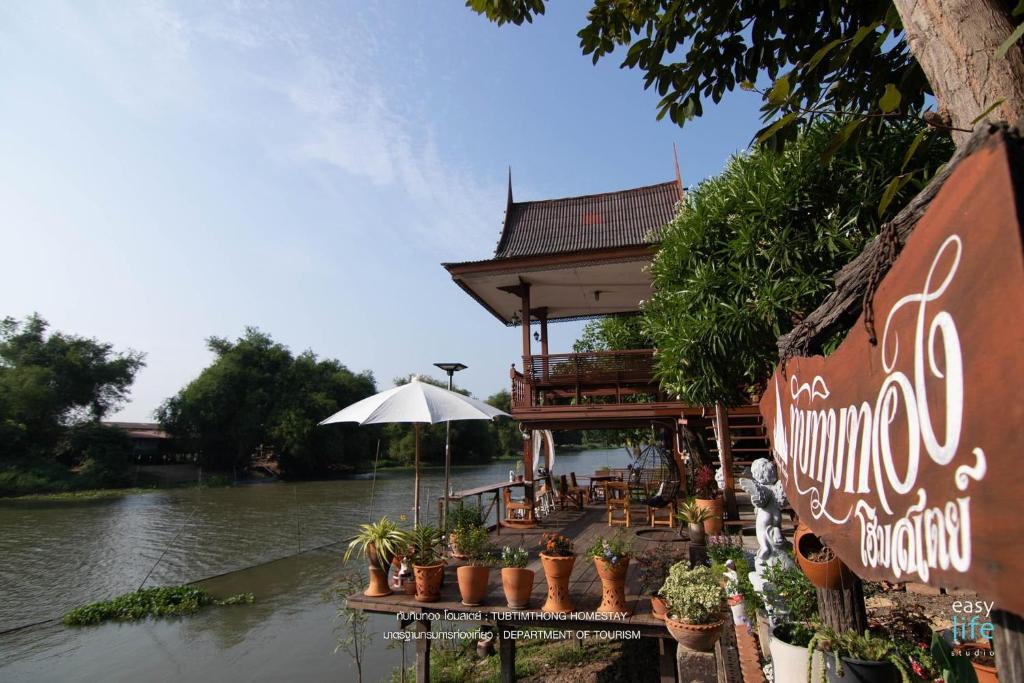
[0,448,631,682]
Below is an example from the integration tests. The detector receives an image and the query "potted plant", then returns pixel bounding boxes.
[586,533,633,615]
[500,545,534,609]
[795,530,853,589]
[953,640,997,683]
[408,525,445,603]
[678,498,713,545]
[693,466,724,534]
[807,628,916,683]
[342,517,408,597]
[455,524,495,606]
[446,506,483,559]
[539,532,575,613]
[659,563,726,652]
[760,560,825,683]
[636,544,686,621]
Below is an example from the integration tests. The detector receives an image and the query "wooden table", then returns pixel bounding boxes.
[444,480,535,531]
[585,473,621,501]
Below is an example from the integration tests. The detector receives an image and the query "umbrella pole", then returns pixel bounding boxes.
[442,420,451,533]
[414,422,421,526]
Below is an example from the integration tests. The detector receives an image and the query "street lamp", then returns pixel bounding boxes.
[434,362,467,532]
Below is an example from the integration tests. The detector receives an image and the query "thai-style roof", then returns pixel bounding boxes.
[443,176,683,326]
[493,180,682,259]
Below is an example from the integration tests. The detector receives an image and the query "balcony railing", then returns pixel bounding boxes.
[510,349,658,409]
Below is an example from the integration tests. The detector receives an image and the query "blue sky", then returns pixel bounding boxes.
[0,1,763,421]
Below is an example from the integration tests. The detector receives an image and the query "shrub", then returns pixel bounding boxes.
[659,563,724,624]
[62,586,253,626]
[501,546,529,569]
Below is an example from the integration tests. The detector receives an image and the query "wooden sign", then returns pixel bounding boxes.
[760,133,1024,615]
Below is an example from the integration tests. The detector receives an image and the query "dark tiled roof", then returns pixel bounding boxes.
[494,180,681,259]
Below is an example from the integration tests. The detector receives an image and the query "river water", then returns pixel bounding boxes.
[0,448,631,682]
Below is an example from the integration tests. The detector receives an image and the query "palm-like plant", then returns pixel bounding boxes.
[407,525,444,567]
[343,517,408,570]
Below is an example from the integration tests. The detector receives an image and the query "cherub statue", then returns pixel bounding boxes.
[739,458,794,577]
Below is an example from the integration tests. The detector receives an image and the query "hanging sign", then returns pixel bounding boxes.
[760,132,1024,614]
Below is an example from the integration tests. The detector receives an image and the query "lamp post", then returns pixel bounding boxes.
[434,362,467,533]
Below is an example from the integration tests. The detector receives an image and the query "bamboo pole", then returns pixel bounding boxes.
[414,422,421,526]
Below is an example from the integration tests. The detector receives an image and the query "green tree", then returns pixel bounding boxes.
[0,314,145,463]
[485,389,521,458]
[572,315,651,353]
[642,119,952,406]
[466,1,1024,149]
[157,328,376,475]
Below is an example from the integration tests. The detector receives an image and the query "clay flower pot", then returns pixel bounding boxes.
[456,565,491,606]
[595,556,631,615]
[695,497,724,534]
[650,595,668,621]
[363,543,392,597]
[664,614,725,652]
[795,531,853,589]
[501,567,535,609]
[413,562,445,602]
[688,522,706,546]
[957,641,998,683]
[540,553,576,613]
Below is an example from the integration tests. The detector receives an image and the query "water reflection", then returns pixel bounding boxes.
[0,448,630,681]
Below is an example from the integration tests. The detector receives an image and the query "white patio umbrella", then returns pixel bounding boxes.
[319,376,509,526]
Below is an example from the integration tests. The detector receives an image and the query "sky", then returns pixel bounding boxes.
[0,1,764,421]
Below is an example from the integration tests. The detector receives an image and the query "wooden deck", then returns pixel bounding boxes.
[349,505,691,634]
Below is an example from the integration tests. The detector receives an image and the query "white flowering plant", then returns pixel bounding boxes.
[659,563,724,624]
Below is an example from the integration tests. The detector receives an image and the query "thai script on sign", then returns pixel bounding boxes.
[769,235,986,583]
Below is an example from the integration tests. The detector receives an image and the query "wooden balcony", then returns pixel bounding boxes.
[510,349,693,428]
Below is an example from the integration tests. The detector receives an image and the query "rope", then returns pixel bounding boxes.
[138,507,198,591]
[862,218,903,345]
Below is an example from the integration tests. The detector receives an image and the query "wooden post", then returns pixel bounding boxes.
[658,637,678,683]
[714,403,738,520]
[498,625,516,683]
[415,618,431,683]
[523,431,533,485]
[992,609,1024,681]
[816,579,868,633]
[414,422,421,526]
[520,282,531,360]
[539,309,549,382]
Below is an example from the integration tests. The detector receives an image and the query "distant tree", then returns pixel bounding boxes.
[158,329,376,475]
[382,375,498,466]
[0,314,145,463]
[642,119,952,406]
[466,0,1024,148]
[572,315,651,353]
[485,390,521,457]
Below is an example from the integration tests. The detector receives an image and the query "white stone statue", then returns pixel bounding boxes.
[739,458,793,577]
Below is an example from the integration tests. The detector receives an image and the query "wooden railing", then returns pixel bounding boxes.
[510,349,658,409]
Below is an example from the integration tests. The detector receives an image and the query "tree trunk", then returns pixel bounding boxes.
[816,579,868,634]
[893,0,1024,146]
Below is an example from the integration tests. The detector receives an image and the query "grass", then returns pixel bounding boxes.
[62,586,254,626]
[0,465,234,502]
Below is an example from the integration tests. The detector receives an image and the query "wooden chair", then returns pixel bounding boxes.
[605,481,631,527]
[569,472,590,505]
[534,477,555,519]
[503,487,533,524]
[559,474,585,511]
[645,481,679,528]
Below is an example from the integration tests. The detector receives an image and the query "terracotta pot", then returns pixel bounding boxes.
[959,642,999,683]
[664,614,725,652]
[456,565,491,606]
[824,655,901,683]
[795,532,853,589]
[688,522,706,546]
[540,553,576,613]
[594,556,630,615]
[413,562,445,602]
[769,624,823,683]
[650,595,668,621]
[793,519,810,548]
[501,567,535,609]
[695,497,724,534]
[365,564,392,597]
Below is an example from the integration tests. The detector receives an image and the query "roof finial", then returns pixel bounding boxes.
[507,166,513,204]
[673,142,683,198]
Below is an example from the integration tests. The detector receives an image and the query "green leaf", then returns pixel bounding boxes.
[900,128,927,171]
[878,172,914,217]
[821,118,865,163]
[996,22,1024,59]
[767,73,791,106]
[849,22,881,50]
[805,37,844,73]
[971,98,1005,124]
[756,112,798,144]
[878,83,901,113]
[739,80,755,91]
